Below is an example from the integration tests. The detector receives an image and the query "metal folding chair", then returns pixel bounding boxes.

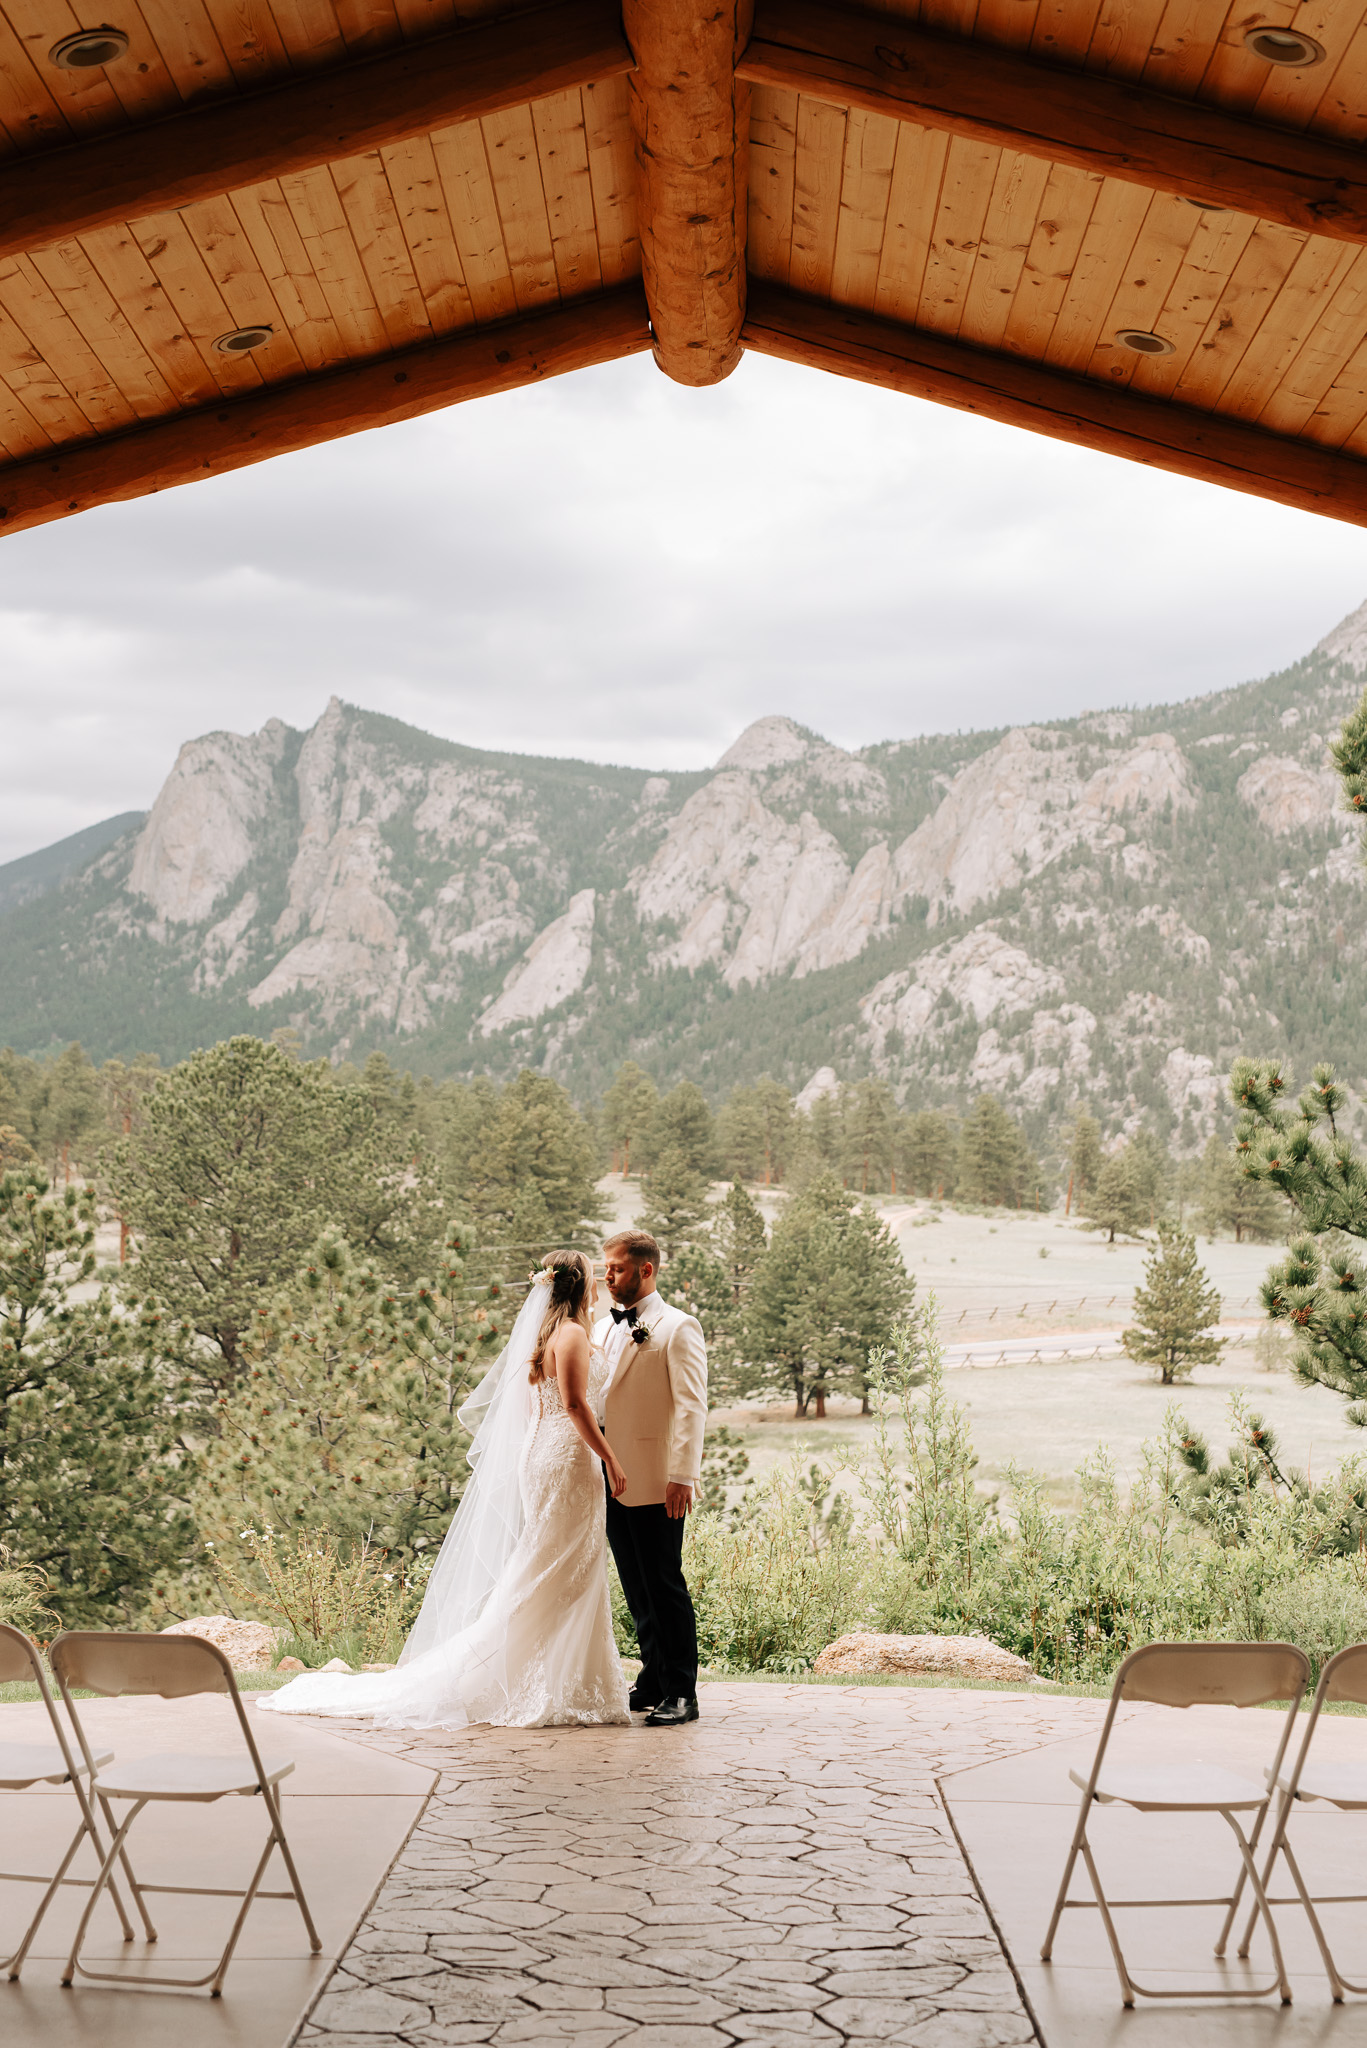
[1231,1641,1367,1999]
[51,1630,322,1996]
[0,1622,155,1979]
[1040,1640,1310,2006]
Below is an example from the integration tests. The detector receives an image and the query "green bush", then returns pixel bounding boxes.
[670,1300,1367,1683]
[1260,1570,1367,1683]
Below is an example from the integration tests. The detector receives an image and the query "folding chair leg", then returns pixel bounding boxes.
[1224,1814,1293,2004]
[1079,1837,1139,2007]
[258,1782,322,1955]
[97,1791,157,1942]
[5,1813,105,1980]
[1234,1792,1291,1964]
[65,1799,321,1997]
[206,1828,282,1996]
[1216,1788,1288,1959]
[62,1800,146,1987]
[1040,1789,1092,1962]
[5,1774,154,1981]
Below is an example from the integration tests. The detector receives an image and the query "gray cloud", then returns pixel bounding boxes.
[1,348,1364,863]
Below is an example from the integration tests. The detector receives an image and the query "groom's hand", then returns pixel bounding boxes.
[665,1482,693,1520]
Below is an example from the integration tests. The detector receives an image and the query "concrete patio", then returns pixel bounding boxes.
[5,1681,1367,2048]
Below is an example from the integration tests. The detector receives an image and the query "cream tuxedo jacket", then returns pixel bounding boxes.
[596,1299,708,1509]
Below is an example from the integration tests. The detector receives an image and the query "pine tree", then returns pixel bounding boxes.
[745,1175,912,1417]
[110,1037,444,1382]
[0,1169,197,1621]
[1127,1129,1173,1227]
[1227,684,1367,1420]
[202,1221,506,1566]
[956,1096,1037,1207]
[34,1043,101,1184]
[1122,1225,1225,1383]
[840,1079,898,1193]
[636,1147,711,1258]
[601,1062,659,1177]
[0,1126,35,1169]
[1082,1148,1150,1242]
[713,1180,768,1306]
[716,1078,795,1186]
[900,1109,958,1199]
[665,1181,769,1404]
[642,1081,717,1178]
[1198,1133,1286,1242]
[1064,1111,1103,1214]
[791,1091,842,1184]
[464,1068,605,1250]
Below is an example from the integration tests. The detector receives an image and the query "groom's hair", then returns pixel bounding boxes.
[603,1228,661,1269]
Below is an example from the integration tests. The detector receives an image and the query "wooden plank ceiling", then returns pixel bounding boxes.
[8,0,1367,530]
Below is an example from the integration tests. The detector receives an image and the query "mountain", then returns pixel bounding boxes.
[3,611,1367,1147]
[0,813,145,917]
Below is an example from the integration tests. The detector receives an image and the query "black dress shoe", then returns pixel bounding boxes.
[628,1688,661,1713]
[644,1695,699,1726]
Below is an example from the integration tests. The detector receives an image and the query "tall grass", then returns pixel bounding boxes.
[205,1526,427,1668]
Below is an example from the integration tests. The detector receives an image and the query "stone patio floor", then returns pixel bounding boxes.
[291,1683,1122,2048]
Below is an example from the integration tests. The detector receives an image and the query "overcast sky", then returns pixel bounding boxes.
[2,348,1365,867]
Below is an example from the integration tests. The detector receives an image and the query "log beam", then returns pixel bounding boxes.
[0,0,632,266]
[739,0,1367,245]
[625,0,752,386]
[742,281,1367,526]
[0,288,651,540]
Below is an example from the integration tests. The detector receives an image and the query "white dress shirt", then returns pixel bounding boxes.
[600,1291,695,1496]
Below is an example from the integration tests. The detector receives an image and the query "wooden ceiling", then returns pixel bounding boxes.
[7,0,1367,532]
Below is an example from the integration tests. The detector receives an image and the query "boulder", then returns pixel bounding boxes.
[277,1657,306,1673]
[813,1632,1034,1684]
[161,1615,280,1672]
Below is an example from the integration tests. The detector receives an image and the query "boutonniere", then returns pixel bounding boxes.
[631,1317,661,1347]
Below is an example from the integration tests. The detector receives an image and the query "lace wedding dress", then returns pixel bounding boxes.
[258,1333,629,1732]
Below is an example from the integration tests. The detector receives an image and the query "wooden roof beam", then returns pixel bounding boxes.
[739,0,1367,245]
[626,0,752,385]
[743,281,1367,527]
[0,0,632,267]
[0,287,651,540]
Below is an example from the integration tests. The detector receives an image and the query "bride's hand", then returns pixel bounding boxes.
[605,1452,628,1498]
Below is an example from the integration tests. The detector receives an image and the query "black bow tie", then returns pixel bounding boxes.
[610,1304,639,1325]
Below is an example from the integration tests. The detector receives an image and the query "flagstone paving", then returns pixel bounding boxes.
[288,1682,1125,2048]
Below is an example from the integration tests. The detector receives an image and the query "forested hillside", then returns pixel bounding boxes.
[3,601,1366,1149]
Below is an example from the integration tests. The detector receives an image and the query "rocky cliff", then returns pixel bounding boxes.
[3,604,1366,1146]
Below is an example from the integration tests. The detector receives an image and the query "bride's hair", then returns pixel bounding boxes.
[528,1250,593,1382]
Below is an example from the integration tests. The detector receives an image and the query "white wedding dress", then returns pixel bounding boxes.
[258,1310,629,1732]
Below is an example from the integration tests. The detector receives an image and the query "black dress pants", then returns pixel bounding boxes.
[605,1488,699,1701]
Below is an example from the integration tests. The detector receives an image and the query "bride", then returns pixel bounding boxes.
[258,1250,631,1730]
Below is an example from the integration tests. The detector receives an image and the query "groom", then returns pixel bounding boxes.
[596,1229,707,1727]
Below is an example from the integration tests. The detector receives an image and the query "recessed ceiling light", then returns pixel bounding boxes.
[1115,329,1176,356]
[213,326,274,355]
[1243,25,1325,66]
[49,26,130,69]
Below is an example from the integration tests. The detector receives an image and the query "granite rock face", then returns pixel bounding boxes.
[130,718,291,926]
[481,890,597,1034]
[1237,753,1341,836]
[890,727,1195,921]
